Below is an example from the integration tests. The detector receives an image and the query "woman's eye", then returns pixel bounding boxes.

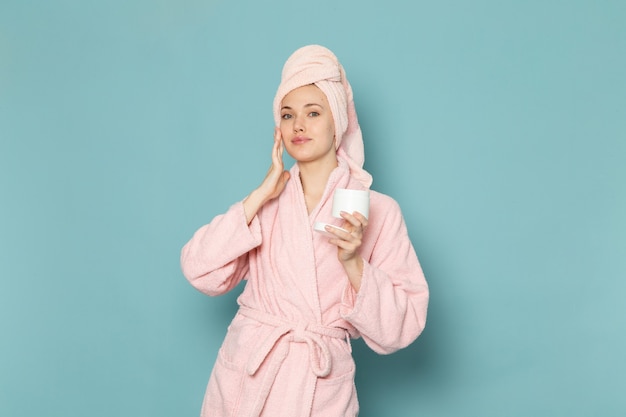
[309,112,319,117]
[281,114,292,120]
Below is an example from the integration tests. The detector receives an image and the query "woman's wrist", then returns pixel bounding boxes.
[243,188,268,224]
[341,256,364,292]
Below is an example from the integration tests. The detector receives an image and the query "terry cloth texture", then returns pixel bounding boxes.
[181,157,429,416]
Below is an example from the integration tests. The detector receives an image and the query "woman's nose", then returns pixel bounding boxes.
[293,117,304,132]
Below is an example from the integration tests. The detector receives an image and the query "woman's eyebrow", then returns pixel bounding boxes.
[281,103,323,111]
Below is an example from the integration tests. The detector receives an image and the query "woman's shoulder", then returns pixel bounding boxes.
[363,189,411,244]
[369,189,401,210]
[368,189,406,229]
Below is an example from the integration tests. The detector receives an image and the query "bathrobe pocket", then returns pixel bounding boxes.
[219,313,266,367]
[312,371,359,416]
[202,314,266,416]
[311,338,359,416]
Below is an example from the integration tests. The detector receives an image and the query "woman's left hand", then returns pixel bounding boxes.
[326,211,368,291]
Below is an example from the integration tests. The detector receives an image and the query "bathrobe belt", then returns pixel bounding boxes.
[238,306,351,416]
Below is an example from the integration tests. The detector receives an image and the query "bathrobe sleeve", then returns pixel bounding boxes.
[180,201,262,296]
[340,197,429,355]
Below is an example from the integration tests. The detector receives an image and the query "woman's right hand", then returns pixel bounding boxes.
[259,128,291,201]
[243,128,290,224]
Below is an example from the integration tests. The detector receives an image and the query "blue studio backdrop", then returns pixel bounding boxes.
[1,1,625,416]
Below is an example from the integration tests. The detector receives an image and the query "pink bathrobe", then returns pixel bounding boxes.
[181,157,429,416]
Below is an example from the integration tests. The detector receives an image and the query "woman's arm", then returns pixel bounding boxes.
[180,202,261,296]
[325,210,369,291]
[340,198,429,354]
[181,129,290,296]
[242,128,290,224]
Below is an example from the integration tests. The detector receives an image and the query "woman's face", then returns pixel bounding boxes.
[279,84,336,165]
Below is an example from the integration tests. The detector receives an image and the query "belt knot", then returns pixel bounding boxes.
[293,320,309,342]
[236,307,352,417]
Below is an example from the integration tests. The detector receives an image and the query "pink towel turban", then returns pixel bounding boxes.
[273,45,373,188]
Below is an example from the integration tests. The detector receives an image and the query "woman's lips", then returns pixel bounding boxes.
[291,136,311,145]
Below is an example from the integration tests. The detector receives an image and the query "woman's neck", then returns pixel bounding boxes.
[298,157,338,214]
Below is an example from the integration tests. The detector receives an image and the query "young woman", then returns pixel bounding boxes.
[181,45,429,417]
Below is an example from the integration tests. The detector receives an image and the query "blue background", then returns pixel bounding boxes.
[1,0,625,416]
